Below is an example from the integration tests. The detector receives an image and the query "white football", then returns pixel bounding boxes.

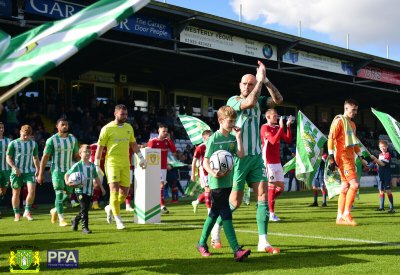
[68,172,86,187]
[209,150,234,174]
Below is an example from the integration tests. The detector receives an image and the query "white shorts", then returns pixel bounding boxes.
[160,169,167,183]
[266,163,284,182]
[200,176,209,188]
[199,167,208,188]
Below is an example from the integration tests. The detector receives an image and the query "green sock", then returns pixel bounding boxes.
[222,219,240,252]
[62,193,70,204]
[55,191,64,214]
[256,200,269,235]
[13,208,19,215]
[199,216,217,246]
[25,204,31,212]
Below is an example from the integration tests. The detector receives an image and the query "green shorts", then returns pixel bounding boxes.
[10,172,36,189]
[0,170,11,188]
[52,170,72,193]
[232,155,268,191]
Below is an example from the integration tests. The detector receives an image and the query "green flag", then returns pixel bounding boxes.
[324,138,369,199]
[0,0,149,87]
[178,115,211,145]
[185,178,203,197]
[283,111,327,188]
[372,108,400,154]
[167,152,187,168]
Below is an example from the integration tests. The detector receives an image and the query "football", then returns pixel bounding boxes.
[68,171,86,187]
[209,150,234,174]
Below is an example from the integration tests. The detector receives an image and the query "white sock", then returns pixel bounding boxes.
[115,215,123,223]
[194,200,199,204]
[211,223,221,241]
[258,234,267,245]
[343,210,350,216]
[58,214,64,220]
[337,213,343,220]
[207,208,211,215]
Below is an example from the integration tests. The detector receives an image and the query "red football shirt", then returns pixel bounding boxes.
[260,124,292,164]
[147,138,177,169]
[193,143,208,177]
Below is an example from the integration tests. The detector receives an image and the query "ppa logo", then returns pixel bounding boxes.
[47,250,79,268]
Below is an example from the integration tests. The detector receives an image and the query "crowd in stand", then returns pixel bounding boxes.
[1,94,399,177]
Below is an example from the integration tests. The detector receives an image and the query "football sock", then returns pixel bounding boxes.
[55,190,64,214]
[380,193,385,209]
[110,191,120,216]
[222,219,240,252]
[160,186,165,206]
[313,190,319,204]
[322,190,327,204]
[337,192,346,217]
[118,193,127,206]
[256,200,269,235]
[198,192,205,203]
[25,204,31,213]
[344,187,358,214]
[275,186,284,198]
[205,191,211,209]
[387,193,394,209]
[125,192,132,205]
[62,193,70,204]
[13,208,19,215]
[199,216,217,246]
[172,186,178,201]
[93,187,100,202]
[268,186,275,213]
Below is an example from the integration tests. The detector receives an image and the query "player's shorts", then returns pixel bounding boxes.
[200,176,209,188]
[265,163,284,183]
[338,163,357,183]
[52,170,70,192]
[232,155,268,191]
[105,165,130,187]
[160,169,167,183]
[10,172,36,189]
[0,170,11,188]
[313,175,326,188]
[211,187,232,210]
[378,177,392,191]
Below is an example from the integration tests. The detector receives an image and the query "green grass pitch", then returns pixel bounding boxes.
[1,187,399,274]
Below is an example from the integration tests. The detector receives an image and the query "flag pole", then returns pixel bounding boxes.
[0,78,32,104]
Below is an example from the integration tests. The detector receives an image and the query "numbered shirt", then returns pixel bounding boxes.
[227,95,269,156]
[44,133,79,172]
[0,137,11,171]
[67,160,98,196]
[7,138,38,173]
[205,131,237,189]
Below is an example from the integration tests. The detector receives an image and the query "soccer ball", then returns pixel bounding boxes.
[209,150,234,174]
[68,172,86,187]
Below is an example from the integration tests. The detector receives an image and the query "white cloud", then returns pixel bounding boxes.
[229,0,399,51]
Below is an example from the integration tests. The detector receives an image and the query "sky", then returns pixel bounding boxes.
[159,0,400,62]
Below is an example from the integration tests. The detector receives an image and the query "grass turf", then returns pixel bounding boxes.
[0,187,399,274]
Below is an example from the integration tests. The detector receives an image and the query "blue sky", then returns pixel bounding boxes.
[160,0,400,62]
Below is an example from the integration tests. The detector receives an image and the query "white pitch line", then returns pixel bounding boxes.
[154,223,400,247]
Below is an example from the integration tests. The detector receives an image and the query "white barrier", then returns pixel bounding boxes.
[134,148,161,224]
